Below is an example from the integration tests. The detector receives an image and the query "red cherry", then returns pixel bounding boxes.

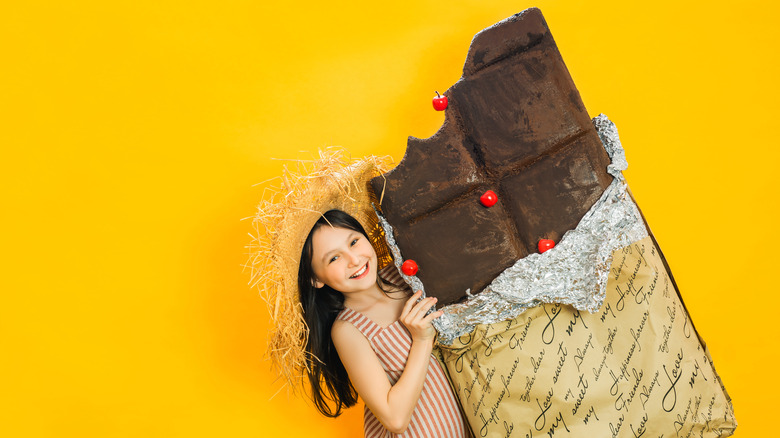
[401,260,419,276]
[479,190,498,207]
[432,91,448,111]
[538,239,555,253]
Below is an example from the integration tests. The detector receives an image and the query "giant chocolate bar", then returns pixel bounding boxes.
[371,8,612,305]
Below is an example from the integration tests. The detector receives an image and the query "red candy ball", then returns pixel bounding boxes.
[401,260,419,276]
[432,91,448,111]
[480,190,498,207]
[538,239,555,253]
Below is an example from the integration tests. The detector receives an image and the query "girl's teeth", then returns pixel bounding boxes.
[351,264,367,278]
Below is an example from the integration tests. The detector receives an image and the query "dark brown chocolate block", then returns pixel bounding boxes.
[372,8,613,305]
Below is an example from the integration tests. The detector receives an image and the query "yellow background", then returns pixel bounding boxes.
[2,1,777,436]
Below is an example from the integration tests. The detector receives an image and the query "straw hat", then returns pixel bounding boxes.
[247,148,394,389]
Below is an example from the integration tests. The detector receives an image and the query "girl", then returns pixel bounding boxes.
[301,210,466,437]
[250,151,468,437]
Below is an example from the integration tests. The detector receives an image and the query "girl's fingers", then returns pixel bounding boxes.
[421,309,444,325]
[408,297,434,319]
[400,290,422,318]
[406,296,437,322]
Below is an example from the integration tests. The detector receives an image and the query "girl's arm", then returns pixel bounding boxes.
[331,291,442,434]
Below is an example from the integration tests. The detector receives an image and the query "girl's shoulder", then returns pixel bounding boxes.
[331,316,375,356]
[331,316,360,337]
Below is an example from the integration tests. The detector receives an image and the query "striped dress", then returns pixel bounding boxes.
[336,272,468,437]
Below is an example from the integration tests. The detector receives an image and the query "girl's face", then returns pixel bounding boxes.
[310,225,377,295]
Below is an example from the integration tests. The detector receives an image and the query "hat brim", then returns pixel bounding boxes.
[248,149,394,389]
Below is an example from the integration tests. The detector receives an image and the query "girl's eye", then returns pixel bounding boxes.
[350,238,359,246]
[329,255,339,264]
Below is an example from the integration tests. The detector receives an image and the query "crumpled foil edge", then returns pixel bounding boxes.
[377,211,427,295]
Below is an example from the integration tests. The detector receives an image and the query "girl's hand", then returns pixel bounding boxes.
[399,290,443,343]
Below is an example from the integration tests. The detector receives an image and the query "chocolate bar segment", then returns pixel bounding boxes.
[373,8,612,304]
[397,196,521,304]
[462,8,549,77]
[374,118,481,222]
[451,36,593,174]
[500,133,613,245]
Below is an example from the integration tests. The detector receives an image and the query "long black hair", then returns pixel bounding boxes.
[298,209,401,417]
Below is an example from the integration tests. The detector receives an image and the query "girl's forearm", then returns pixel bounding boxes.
[380,339,434,433]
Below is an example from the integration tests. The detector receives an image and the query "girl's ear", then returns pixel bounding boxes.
[312,278,325,289]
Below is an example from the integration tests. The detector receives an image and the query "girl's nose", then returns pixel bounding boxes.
[346,250,361,266]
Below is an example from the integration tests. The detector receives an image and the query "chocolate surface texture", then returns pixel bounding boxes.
[371,8,612,305]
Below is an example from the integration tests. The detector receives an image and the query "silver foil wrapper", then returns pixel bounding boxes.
[594,114,628,176]
[377,212,427,295]
[377,115,648,345]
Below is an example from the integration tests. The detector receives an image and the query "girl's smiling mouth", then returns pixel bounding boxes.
[350,262,369,279]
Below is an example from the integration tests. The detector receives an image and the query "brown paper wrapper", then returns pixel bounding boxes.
[438,236,736,437]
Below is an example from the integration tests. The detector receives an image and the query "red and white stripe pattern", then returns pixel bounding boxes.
[337,300,467,437]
